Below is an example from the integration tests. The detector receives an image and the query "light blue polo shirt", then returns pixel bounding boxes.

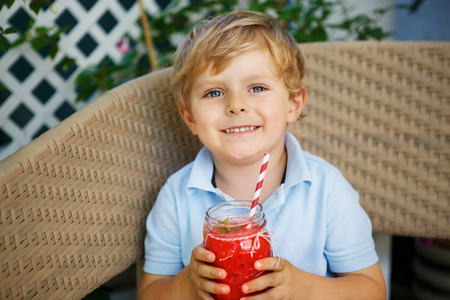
[143,132,378,277]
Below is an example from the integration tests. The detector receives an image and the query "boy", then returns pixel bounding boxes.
[138,11,386,299]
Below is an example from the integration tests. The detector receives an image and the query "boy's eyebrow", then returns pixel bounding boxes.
[194,74,277,90]
[243,74,278,81]
[194,79,218,90]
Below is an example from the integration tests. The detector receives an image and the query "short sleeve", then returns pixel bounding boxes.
[143,180,184,275]
[324,172,378,273]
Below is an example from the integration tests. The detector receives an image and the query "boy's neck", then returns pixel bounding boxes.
[212,150,287,204]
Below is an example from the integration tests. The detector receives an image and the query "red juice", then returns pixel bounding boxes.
[205,201,272,300]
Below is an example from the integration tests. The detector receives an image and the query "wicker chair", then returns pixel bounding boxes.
[1,41,449,299]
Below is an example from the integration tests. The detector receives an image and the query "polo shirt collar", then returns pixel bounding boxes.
[185,132,312,195]
[284,131,312,189]
[186,147,216,195]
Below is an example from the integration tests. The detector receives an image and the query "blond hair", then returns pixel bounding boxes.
[172,11,306,113]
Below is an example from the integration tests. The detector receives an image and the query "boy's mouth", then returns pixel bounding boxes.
[222,126,259,133]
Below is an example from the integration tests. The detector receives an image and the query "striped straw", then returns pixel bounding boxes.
[249,153,270,217]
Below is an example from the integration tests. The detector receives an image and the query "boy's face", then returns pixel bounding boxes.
[179,49,305,165]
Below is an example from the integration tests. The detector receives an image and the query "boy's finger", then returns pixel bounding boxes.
[193,245,215,262]
[196,278,230,296]
[242,272,278,295]
[195,263,227,280]
[255,257,284,271]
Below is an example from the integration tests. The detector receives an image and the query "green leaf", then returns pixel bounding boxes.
[409,0,424,12]
[310,26,327,41]
[368,28,384,40]
[0,35,8,52]
[331,19,352,31]
[29,2,41,14]
[278,5,303,20]
[48,34,60,45]
[49,45,58,59]
[4,0,15,9]
[76,85,97,102]
[5,27,21,34]
[27,0,52,14]
[350,15,371,27]
[35,27,49,35]
[57,57,76,71]
[31,37,47,50]
[56,26,69,35]
[318,8,331,22]
[11,34,28,48]
[27,18,36,31]
[214,218,242,233]
[249,0,274,12]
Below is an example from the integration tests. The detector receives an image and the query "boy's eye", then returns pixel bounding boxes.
[205,90,224,97]
[249,85,267,93]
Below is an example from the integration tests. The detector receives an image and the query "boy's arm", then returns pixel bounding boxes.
[334,263,386,299]
[241,258,386,300]
[137,268,197,299]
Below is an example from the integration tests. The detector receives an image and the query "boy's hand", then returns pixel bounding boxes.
[240,257,301,299]
[241,258,386,300]
[189,244,230,299]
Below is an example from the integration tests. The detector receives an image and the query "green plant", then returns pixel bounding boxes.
[74,0,396,102]
[0,0,74,89]
[1,0,413,101]
[1,0,51,14]
[1,0,68,57]
[75,42,149,102]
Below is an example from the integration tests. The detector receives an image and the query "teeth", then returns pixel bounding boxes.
[225,126,256,133]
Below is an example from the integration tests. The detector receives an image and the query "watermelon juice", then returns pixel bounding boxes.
[205,200,272,300]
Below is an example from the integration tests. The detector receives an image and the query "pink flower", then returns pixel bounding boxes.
[117,37,131,55]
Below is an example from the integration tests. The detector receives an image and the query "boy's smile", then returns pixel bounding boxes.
[179,48,305,165]
[223,126,258,134]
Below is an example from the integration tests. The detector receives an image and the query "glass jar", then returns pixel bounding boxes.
[204,200,272,300]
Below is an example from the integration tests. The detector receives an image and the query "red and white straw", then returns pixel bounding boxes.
[249,153,270,217]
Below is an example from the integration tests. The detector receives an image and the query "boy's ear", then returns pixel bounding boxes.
[178,107,198,135]
[287,87,306,123]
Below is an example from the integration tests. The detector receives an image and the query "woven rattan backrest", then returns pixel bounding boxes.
[0,68,202,299]
[290,41,449,238]
[0,41,449,300]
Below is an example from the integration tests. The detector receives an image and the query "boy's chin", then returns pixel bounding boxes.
[216,149,266,163]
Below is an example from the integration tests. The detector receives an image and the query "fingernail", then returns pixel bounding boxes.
[221,286,229,294]
[242,284,248,293]
[255,262,261,269]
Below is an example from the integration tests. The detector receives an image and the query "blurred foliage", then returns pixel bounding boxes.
[0,0,411,101]
[149,0,395,63]
[0,0,74,90]
[1,0,65,56]
[74,0,397,102]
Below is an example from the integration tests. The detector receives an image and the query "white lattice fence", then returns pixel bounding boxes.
[0,0,168,160]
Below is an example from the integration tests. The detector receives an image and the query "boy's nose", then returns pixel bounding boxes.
[229,107,246,114]
[226,96,248,115]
